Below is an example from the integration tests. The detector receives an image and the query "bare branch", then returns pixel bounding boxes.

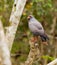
[49,17,57,45]
[50,17,56,34]
[20,38,40,65]
[47,59,57,65]
[5,0,27,50]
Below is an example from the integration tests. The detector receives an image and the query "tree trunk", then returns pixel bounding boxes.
[5,0,26,51]
[0,20,11,65]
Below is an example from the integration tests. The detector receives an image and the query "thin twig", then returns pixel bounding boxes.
[47,59,57,65]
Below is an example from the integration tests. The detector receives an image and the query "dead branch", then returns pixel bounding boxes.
[47,59,57,65]
[50,17,57,45]
[20,37,40,65]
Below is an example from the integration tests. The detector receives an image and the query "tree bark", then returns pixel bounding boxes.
[5,0,27,51]
[47,59,57,65]
[0,20,11,65]
[20,38,40,65]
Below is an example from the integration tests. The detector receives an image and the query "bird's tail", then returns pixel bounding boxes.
[40,34,49,42]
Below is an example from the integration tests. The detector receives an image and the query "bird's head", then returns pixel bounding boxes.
[27,15,33,20]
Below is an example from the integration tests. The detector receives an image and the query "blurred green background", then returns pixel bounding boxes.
[0,0,57,65]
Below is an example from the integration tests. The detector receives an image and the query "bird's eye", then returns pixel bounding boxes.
[27,16,32,20]
[30,16,32,18]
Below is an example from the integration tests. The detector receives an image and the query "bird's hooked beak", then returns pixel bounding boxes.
[27,15,32,20]
[27,16,31,20]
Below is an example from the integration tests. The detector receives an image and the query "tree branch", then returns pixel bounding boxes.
[50,17,57,45]
[47,59,57,65]
[5,0,27,50]
[20,38,40,65]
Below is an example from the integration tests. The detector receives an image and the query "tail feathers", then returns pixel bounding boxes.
[44,34,49,40]
[40,34,49,42]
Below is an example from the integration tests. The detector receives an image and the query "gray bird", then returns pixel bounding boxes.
[27,15,49,43]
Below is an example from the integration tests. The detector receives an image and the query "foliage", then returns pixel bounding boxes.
[0,0,57,65]
[42,55,55,61]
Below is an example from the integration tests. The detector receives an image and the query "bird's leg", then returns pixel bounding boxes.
[37,36,39,40]
[35,36,39,42]
[31,36,38,43]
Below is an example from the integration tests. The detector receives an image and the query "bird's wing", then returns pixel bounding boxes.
[32,19,44,32]
[29,23,39,33]
[32,19,44,30]
[29,22,44,35]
